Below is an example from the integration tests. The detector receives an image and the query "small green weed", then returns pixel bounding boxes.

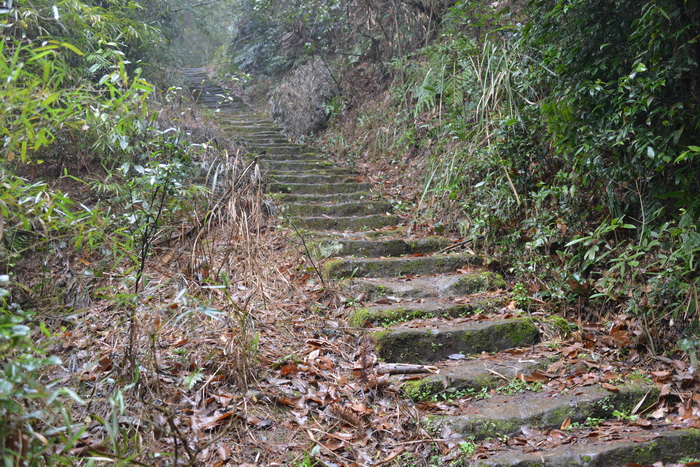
[458,437,477,457]
[496,379,543,395]
[431,386,491,402]
[612,409,638,422]
[569,416,605,429]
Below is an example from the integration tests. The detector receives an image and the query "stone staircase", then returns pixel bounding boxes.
[180,68,700,466]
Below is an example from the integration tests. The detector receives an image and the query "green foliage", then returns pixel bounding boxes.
[0,282,84,464]
[0,39,85,162]
[612,409,638,422]
[326,0,700,347]
[1,0,159,164]
[525,0,700,220]
[458,437,477,457]
[496,379,543,395]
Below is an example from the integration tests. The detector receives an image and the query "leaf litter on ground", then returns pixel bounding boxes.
[24,89,700,466]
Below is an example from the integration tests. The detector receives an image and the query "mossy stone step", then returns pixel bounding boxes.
[219,121,278,129]
[223,129,283,137]
[233,129,281,136]
[247,144,310,155]
[257,152,327,161]
[199,103,249,112]
[347,296,505,327]
[267,168,356,177]
[221,124,283,133]
[270,173,360,184]
[247,141,303,149]
[200,104,249,112]
[437,381,657,440]
[196,96,243,104]
[214,110,269,119]
[219,118,275,124]
[198,100,246,109]
[479,428,700,466]
[323,253,485,279]
[341,272,505,300]
[247,137,290,145]
[287,214,399,231]
[280,200,392,217]
[372,317,539,363]
[269,192,376,204]
[400,354,550,401]
[262,160,338,171]
[310,236,450,260]
[267,181,372,195]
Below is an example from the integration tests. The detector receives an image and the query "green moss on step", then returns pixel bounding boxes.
[348,308,372,327]
[507,317,540,345]
[323,259,345,279]
[401,379,445,401]
[449,272,505,295]
[406,236,451,253]
[373,318,539,363]
[315,240,344,259]
[542,315,575,338]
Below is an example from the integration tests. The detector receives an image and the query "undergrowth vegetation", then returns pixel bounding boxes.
[0,1,274,463]
[220,0,700,353]
[339,0,700,352]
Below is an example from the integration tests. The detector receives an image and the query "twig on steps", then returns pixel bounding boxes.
[376,363,439,375]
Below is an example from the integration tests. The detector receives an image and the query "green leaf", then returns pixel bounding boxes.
[184,369,204,390]
[60,42,85,56]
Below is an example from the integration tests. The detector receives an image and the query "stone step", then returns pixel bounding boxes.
[267,181,372,195]
[221,124,284,134]
[220,118,276,125]
[399,352,551,401]
[310,236,451,260]
[437,381,657,439]
[214,111,268,120]
[323,253,485,279]
[287,214,399,232]
[197,100,248,110]
[269,192,376,204]
[247,144,310,155]
[270,173,360,184]
[198,102,248,111]
[230,128,281,135]
[220,121,278,128]
[478,428,700,466]
[248,137,290,145]
[259,157,334,166]
[280,200,392,217]
[347,296,506,327]
[259,143,313,151]
[197,97,245,107]
[221,126,280,133]
[341,272,505,300]
[267,167,355,178]
[372,318,539,363]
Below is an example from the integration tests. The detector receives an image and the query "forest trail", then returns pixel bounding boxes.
[181,68,700,466]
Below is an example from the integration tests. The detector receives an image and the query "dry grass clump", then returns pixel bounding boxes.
[8,88,303,464]
[269,58,337,136]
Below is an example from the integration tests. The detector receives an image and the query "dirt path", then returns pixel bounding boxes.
[182,68,700,466]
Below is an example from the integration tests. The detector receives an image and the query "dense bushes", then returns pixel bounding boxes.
[251,0,699,347]
[0,2,228,462]
[526,0,700,225]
